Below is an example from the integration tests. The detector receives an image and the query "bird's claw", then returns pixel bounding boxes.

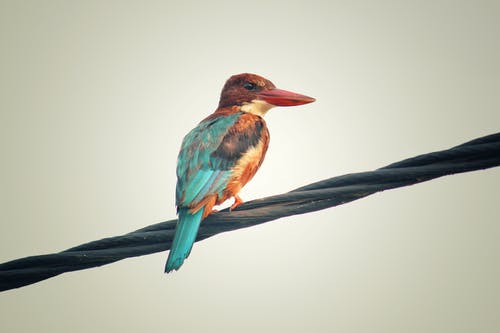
[230,195,243,211]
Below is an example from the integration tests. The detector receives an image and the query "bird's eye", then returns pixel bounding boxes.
[243,82,257,91]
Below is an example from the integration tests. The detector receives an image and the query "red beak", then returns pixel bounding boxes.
[258,88,316,107]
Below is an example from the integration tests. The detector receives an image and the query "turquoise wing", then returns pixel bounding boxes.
[175,113,240,209]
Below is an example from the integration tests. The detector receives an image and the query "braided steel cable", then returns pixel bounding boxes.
[1,132,499,292]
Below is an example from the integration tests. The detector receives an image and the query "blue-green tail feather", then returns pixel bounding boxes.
[165,208,203,273]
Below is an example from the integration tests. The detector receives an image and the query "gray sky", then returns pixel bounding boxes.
[1,1,499,332]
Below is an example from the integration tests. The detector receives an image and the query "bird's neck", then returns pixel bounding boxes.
[202,106,241,122]
[210,101,273,119]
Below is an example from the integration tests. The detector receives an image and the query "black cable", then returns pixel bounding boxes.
[1,132,499,292]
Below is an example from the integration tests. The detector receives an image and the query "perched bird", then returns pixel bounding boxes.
[165,73,315,272]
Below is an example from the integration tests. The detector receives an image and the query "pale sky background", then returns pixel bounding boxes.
[1,1,499,332]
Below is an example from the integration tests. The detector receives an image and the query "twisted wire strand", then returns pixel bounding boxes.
[1,132,499,292]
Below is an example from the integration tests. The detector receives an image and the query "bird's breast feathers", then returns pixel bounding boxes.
[176,111,269,214]
[223,115,269,196]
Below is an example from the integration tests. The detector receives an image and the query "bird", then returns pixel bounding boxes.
[165,73,315,272]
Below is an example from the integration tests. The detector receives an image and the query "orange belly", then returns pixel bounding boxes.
[222,136,268,203]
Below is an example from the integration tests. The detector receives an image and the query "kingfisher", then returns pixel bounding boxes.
[165,73,315,272]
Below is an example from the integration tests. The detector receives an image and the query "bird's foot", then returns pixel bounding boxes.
[230,195,243,211]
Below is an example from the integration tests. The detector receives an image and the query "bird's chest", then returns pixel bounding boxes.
[224,125,269,197]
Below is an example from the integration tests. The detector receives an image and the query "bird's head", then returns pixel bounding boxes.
[217,73,315,116]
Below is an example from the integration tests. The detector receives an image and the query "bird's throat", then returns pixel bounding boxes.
[240,100,274,117]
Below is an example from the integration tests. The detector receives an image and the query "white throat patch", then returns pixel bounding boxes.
[240,99,275,117]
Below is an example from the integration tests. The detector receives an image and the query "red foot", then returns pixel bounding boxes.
[230,195,243,211]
